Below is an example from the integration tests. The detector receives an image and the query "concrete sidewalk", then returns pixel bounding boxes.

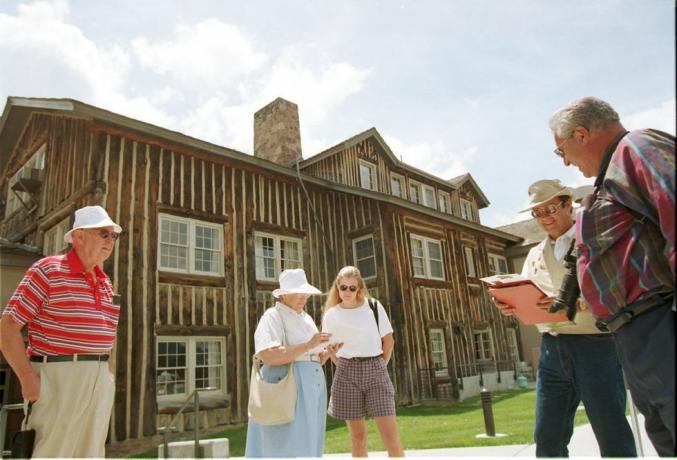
[324,415,658,457]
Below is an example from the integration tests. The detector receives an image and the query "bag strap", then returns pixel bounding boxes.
[273,307,289,347]
[368,298,380,335]
[22,401,33,430]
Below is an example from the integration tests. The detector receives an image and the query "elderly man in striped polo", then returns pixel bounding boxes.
[1,205,122,457]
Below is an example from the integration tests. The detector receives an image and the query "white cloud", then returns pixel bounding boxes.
[0,0,175,128]
[178,45,371,154]
[132,19,267,89]
[384,135,477,180]
[624,98,676,134]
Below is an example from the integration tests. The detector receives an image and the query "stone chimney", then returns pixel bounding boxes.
[253,97,302,166]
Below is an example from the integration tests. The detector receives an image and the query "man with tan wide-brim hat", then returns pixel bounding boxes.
[0,205,122,457]
[491,179,636,457]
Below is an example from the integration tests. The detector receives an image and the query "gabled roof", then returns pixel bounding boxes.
[0,96,258,179]
[0,97,519,243]
[448,173,490,208]
[300,127,477,194]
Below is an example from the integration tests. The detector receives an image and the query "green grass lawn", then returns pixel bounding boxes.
[132,389,591,458]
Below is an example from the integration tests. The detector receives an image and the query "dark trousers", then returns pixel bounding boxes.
[615,303,676,456]
[535,333,636,457]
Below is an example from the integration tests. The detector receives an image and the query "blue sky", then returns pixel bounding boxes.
[1,0,674,227]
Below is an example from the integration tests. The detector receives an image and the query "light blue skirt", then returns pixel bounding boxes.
[245,361,327,458]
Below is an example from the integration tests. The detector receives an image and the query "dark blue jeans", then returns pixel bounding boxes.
[535,333,636,457]
[615,304,675,457]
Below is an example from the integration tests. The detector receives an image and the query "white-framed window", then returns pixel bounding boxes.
[487,253,509,275]
[438,191,451,214]
[156,336,226,402]
[5,144,46,217]
[390,173,405,198]
[410,235,445,280]
[158,214,223,276]
[464,246,477,278]
[359,160,377,191]
[43,217,71,256]
[460,198,474,221]
[255,232,303,281]
[409,181,422,204]
[422,185,436,209]
[473,328,494,361]
[430,329,449,377]
[353,235,377,279]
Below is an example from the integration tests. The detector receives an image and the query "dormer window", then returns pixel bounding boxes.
[409,181,422,204]
[422,185,436,209]
[390,173,405,198]
[460,198,474,221]
[438,192,451,214]
[359,160,377,191]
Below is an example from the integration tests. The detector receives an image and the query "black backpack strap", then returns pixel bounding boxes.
[368,298,380,335]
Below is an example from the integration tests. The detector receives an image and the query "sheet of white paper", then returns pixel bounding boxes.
[325,322,362,345]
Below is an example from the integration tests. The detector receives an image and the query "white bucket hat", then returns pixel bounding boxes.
[272,269,322,298]
[519,179,573,213]
[63,205,122,244]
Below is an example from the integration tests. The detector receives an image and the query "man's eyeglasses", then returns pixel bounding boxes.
[553,136,572,158]
[339,285,358,292]
[531,202,564,218]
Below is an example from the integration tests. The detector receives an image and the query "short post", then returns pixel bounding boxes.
[194,391,200,458]
[480,388,496,437]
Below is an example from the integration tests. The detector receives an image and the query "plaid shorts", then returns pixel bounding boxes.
[328,356,396,420]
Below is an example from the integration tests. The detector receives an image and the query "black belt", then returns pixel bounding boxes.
[596,293,674,333]
[342,355,382,361]
[29,354,109,363]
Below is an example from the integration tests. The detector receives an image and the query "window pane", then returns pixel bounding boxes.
[391,177,402,197]
[411,239,425,277]
[256,236,277,279]
[430,260,444,278]
[157,340,187,396]
[360,164,374,190]
[195,341,222,391]
[424,188,435,207]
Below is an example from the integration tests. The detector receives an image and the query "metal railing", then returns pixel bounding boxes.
[158,387,215,459]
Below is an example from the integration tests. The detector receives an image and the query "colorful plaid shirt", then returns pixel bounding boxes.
[3,249,119,355]
[576,129,675,318]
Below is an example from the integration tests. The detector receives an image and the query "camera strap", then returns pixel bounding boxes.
[596,292,673,333]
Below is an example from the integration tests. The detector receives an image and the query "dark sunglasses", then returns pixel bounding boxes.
[339,285,358,292]
[92,230,120,241]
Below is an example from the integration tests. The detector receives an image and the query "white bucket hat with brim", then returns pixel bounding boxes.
[519,179,573,213]
[272,269,322,298]
[63,205,122,243]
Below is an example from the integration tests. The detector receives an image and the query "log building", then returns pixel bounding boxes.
[0,96,522,444]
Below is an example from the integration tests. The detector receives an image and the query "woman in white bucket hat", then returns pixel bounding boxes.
[245,269,342,458]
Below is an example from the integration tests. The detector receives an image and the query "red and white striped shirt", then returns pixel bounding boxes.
[3,249,119,356]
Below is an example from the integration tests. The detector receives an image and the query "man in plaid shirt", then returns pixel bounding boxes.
[549,97,675,456]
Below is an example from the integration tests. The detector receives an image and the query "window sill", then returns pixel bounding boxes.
[411,278,450,289]
[158,394,231,414]
[158,272,227,287]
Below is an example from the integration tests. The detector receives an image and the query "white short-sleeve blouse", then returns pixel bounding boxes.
[254,302,322,356]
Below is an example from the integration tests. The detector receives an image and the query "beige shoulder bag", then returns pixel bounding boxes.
[247,308,297,425]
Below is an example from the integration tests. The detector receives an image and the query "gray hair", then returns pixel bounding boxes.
[548,97,620,138]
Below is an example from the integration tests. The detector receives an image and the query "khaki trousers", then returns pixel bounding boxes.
[25,360,115,458]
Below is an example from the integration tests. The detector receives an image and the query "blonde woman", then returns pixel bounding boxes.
[322,266,404,457]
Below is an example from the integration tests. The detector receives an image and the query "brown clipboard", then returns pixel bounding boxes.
[487,279,568,325]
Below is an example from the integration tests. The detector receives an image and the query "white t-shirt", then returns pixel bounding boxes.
[254,302,322,356]
[321,299,394,359]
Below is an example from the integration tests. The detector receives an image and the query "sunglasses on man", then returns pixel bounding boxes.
[86,229,120,241]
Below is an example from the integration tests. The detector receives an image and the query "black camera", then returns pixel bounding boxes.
[549,249,580,321]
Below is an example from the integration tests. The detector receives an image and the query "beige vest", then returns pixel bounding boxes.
[527,238,602,335]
